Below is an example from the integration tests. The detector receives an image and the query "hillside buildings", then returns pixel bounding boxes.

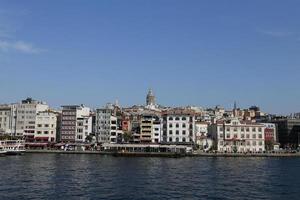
[0,91,297,151]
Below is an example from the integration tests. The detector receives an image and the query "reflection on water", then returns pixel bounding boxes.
[0,154,300,200]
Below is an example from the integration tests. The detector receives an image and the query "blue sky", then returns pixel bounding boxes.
[0,0,299,114]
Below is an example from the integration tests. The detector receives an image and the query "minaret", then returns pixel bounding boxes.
[233,101,237,117]
[146,89,156,106]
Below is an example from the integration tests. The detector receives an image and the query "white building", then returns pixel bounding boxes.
[0,104,17,136]
[162,109,196,144]
[61,105,92,143]
[152,119,162,143]
[210,118,265,153]
[16,98,49,139]
[35,111,57,142]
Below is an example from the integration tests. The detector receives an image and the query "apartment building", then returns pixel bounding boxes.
[0,104,17,136]
[162,108,196,144]
[95,104,123,144]
[35,111,57,142]
[16,98,49,139]
[140,114,161,143]
[61,105,92,143]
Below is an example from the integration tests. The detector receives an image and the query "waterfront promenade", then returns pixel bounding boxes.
[24,149,300,157]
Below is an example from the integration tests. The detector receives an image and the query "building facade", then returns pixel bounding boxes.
[35,111,57,142]
[0,104,17,136]
[95,105,123,144]
[272,119,300,148]
[61,105,92,143]
[140,114,161,143]
[210,118,265,153]
[162,109,196,144]
[16,98,49,139]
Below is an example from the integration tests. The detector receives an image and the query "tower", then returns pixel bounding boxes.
[146,89,156,106]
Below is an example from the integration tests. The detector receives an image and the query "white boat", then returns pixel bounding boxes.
[0,140,25,155]
[0,148,7,156]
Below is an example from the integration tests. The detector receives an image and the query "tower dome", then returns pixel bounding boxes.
[146,89,156,106]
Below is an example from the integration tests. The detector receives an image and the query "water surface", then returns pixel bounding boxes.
[0,154,299,200]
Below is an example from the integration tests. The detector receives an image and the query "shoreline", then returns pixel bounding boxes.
[23,150,300,158]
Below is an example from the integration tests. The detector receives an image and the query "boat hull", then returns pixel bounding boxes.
[5,151,25,156]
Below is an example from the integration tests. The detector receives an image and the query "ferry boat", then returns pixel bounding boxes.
[0,140,25,155]
[0,147,7,156]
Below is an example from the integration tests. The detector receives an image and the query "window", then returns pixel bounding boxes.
[246,128,250,132]
[45,124,49,127]
[44,131,49,134]
[252,141,256,146]
[219,134,223,138]
[182,123,186,128]
[226,134,230,139]
[169,124,172,128]
[182,130,186,135]
[259,141,263,146]
[182,138,186,142]
[258,128,262,132]
[252,128,256,132]
[182,117,186,120]
[258,134,262,139]
[219,127,223,132]
[169,137,172,142]
[252,134,256,139]
[169,130,173,135]
[241,134,245,138]
[246,134,250,139]
[38,124,42,127]
[175,117,180,121]
[234,128,237,132]
[176,130,179,135]
[176,123,179,128]
[176,137,179,142]
[169,117,173,121]
[226,127,230,132]
[241,127,245,132]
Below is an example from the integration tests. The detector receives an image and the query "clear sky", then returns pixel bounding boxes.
[0,0,299,114]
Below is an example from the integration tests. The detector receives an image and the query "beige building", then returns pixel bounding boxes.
[35,111,57,142]
[210,118,265,153]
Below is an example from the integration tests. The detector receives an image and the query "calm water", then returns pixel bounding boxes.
[0,154,300,200]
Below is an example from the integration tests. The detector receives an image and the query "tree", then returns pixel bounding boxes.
[265,140,274,151]
[123,132,133,143]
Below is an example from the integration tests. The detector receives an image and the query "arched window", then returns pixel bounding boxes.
[182,138,186,142]
[169,117,173,121]
[176,137,179,142]
[175,117,180,121]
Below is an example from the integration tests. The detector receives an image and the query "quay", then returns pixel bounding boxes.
[23,149,300,157]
